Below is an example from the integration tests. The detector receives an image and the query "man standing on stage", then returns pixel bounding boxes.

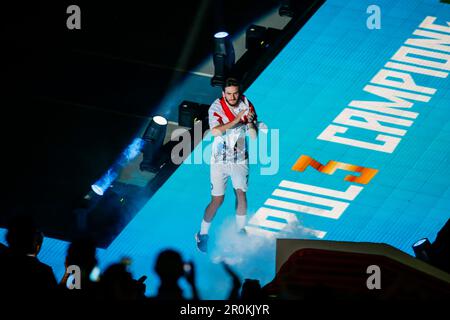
[195,78,258,253]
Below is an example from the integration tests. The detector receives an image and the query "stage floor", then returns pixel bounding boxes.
[2,0,450,299]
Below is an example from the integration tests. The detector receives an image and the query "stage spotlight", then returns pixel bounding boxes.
[139,115,168,173]
[412,238,432,262]
[211,31,235,87]
[91,167,119,196]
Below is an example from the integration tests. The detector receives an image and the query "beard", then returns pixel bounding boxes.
[225,96,239,107]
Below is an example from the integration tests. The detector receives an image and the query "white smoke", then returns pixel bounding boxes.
[210,215,322,285]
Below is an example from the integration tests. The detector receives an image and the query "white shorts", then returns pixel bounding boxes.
[210,162,249,196]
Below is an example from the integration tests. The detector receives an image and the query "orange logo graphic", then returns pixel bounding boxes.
[292,155,378,185]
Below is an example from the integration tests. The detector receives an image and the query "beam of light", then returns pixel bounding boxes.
[151,0,210,119]
[117,137,145,166]
[91,137,145,196]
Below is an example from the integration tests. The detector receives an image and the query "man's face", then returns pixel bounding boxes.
[223,85,240,107]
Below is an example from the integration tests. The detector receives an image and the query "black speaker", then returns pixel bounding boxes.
[246,25,267,50]
[178,101,198,129]
[178,101,210,131]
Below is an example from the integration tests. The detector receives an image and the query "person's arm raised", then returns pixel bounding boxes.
[211,110,246,136]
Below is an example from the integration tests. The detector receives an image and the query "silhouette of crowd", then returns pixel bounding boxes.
[0,215,266,302]
[1,215,449,302]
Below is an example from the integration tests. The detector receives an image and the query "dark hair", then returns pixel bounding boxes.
[241,278,263,300]
[67,237,98,271]
[155,249,184,280]
[222,77,240,91]
[6,215,41,254]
